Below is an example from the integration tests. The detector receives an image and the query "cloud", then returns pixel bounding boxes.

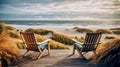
[17,1,111,15]
[0,0,120,20]
[3,15,99,20]
[33,16,100,20]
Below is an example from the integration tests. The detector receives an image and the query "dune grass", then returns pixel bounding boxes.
[13,38,26,49]
[105,36,115,39]
[73,27,79,29]
[0,22,20,38]
[96,29,112,34]
[110,28,120,30]
[0,35,20,62]
[7,30,20,38]
[74,36,84,43]
[0,21,16,31]
[109,28,120,35]
[73,27,94,33]
[6,25,16,31]
[51,32,74,45]
[112,30,120,35]
[25,28,53,35]
[110,28,120,35]
[0,22,20,65]
[90,39,120,65]
[49,40,69,49]
[0,22,6,33]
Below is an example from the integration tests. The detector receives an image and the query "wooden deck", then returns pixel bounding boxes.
[15,46,96,67]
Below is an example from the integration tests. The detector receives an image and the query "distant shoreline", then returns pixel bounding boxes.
[5,20,120,29]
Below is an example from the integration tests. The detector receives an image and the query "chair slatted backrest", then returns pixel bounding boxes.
[20,32,39,51]
[82,32,102,52]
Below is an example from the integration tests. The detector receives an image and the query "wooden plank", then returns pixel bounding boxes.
[82,32,102,52]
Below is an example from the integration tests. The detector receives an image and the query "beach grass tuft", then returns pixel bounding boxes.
[110,28,120,35]
[51,32,74,45]
[6,25,16,31]
[112,30,120,35]
[13,38,26,49]
[105,36,115,39]
[25,28,53,35]
[7,30,20,38]
[110,28,120,30]
[74,36,84,43]
[73,27,94,33]
[49,40,69,49]
[0,22,20,66]
[113,30,120,35]
[90,39,120,65]
[96,29,112,34]
[73,27,79,29]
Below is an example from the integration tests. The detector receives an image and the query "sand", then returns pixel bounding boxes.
[17,27,120,42]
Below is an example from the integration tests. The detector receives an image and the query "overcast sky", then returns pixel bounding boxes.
[0,0,120,20]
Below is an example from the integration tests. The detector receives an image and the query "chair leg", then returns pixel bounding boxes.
[77,49,84,58]
[72,44,76,55]
[36,52,43,60]
[80,52,85,58]
[93,51,97,56]
[23,50,29,57]
[88,51,97,60]
[36,49,46,60]
[47,44,50,55]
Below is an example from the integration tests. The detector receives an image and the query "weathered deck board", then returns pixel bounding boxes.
[14,47,96,67]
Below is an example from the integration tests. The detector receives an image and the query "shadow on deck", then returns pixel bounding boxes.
[14,48,96,67]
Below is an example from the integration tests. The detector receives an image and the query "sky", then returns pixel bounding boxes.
[0,0,120,20]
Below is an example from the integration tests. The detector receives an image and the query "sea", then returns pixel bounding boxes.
[3,20,120,29]
[1,0,120,29]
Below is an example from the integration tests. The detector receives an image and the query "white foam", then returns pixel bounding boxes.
[8,23,120,29]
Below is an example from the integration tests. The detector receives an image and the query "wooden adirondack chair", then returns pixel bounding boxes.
[20,32,51,60]
[72,32,102,58]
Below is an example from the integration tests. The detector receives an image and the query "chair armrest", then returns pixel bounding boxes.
[72,38,83,44]
[37,39,51,45]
